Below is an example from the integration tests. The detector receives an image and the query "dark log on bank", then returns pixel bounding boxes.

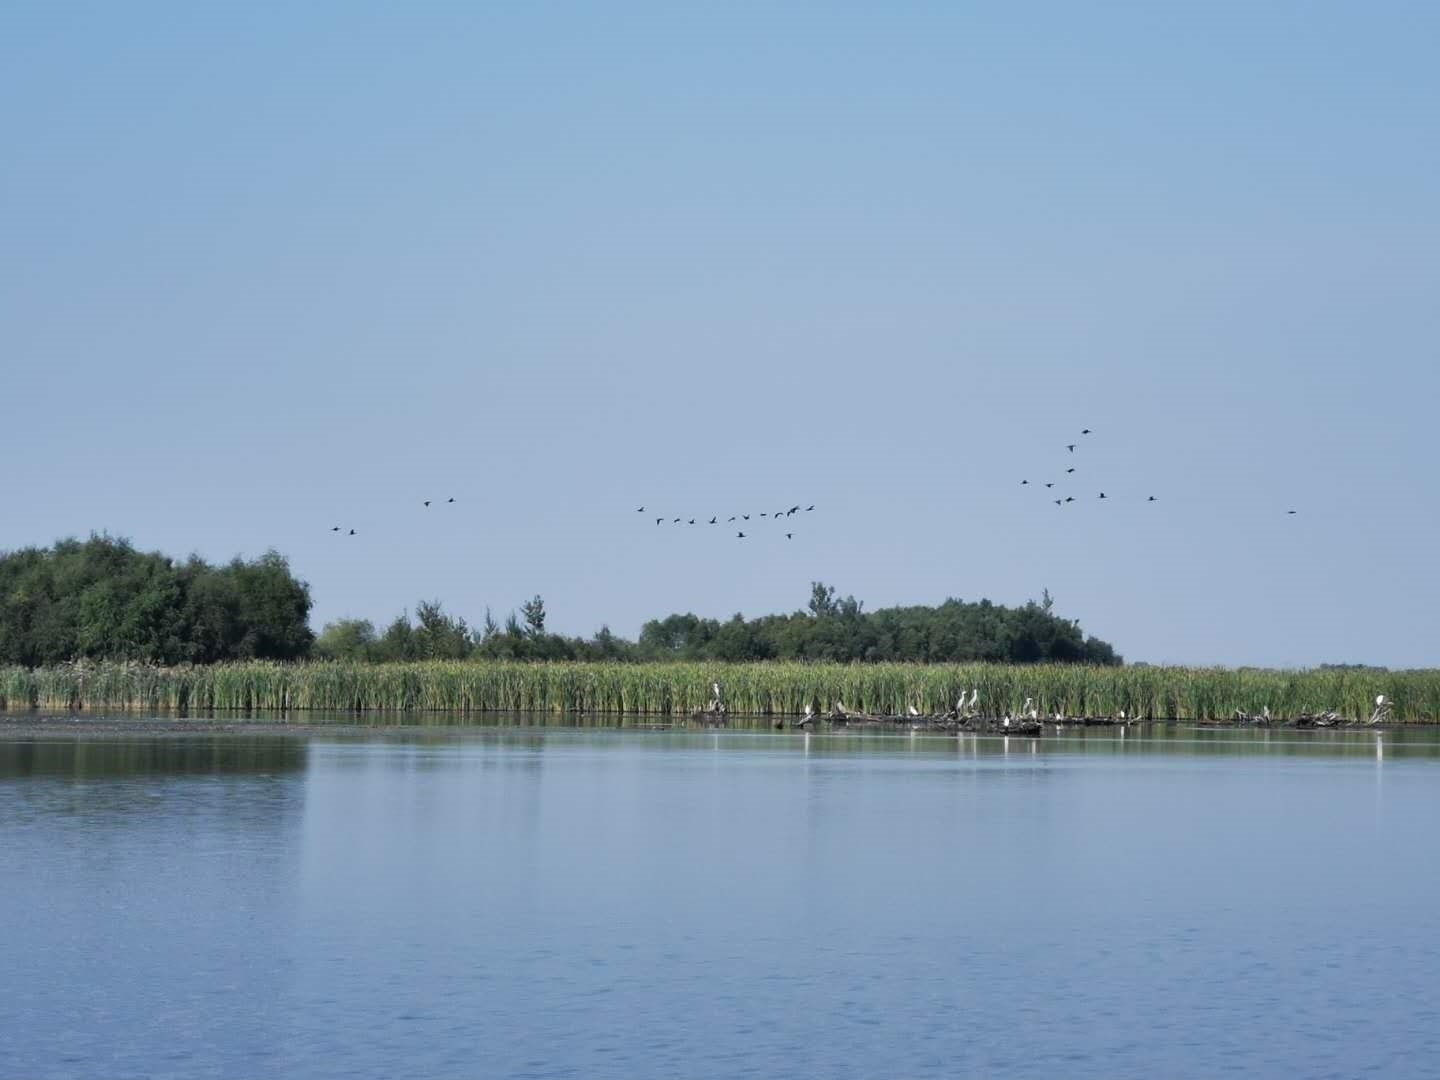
[690,704,728,726]
[794,706,1046,736]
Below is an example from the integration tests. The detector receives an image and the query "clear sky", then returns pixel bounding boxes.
[3,2,1437,667]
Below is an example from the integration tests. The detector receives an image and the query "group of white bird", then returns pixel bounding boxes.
[725,684,1391,726]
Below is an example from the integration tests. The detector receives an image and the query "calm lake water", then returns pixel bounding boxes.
[3,723,1438,1079]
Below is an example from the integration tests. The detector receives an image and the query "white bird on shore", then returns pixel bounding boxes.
[907,705,921,717]
[1368,694,1389,725]
[1022,697,1038,720]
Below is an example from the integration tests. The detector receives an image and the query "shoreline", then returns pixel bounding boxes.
[1,712,1432,741]
[6,659,1431,723]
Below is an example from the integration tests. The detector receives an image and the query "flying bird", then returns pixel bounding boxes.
[348,529,356,536]
[636,506,644,512]
[743,515,750,520]
[1098,492,1107,499]
[806,505,814,511]
[785,533,793,539]
[1081,428,1092,435]
[760,512,768,517]
[1147,496,1156,502]
[1067,444,1075,452]
[656,517,663,525]
[1021,480,1029,486]
[688,519,696,525]
[1044,483,1054,488]
[1066,467,1076,474]
[423,500,431,507]
[787,506,799,515]
[447,498,454,503]
[728,516,735,522]
[1064,496,1075,503]
[737,531,746,538]
[330,526,340,532]
[1287,510,1298,515]
[673,518,681,523]
[709,517,717,525]
[1054,499,1062,506]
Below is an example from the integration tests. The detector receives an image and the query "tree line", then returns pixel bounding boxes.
[317,581,1120,665]
[0,535,313,666]
[0,535,1121,667]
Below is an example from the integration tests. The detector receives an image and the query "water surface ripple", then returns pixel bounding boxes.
[2,726,1437,1079]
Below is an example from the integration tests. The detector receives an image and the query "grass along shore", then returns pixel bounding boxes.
[0,660,1435,722]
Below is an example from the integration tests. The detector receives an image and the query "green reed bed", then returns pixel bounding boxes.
[2,660,1438,721]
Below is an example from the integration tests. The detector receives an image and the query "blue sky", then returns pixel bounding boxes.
[3,2,1437,666]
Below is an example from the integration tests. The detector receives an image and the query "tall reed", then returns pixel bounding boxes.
[1,660,1436,721]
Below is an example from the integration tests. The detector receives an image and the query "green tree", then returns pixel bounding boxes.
[314,618,378,661]
[520,595,546,638]
[414,600,473,660]
[373,613,417,661]
[0,535,313,665]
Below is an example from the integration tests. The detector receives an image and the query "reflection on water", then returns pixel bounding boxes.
[2,726,1438,1079]
[9,711,1438,762]
[0,735,308,780]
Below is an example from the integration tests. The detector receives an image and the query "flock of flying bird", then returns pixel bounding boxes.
[637,503,816,540]
[1021,429,1300,515]
[1020,427,1159,507]
[327,428,1300,541]
[329,497,457,535]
